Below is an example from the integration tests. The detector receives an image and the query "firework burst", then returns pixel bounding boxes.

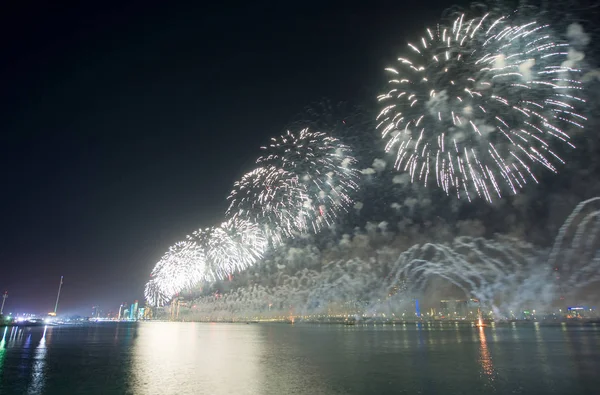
[227,128,359,238]
[187,218,267,280]
[377,11,586,202]
[148,240,205,300]
[226,166,306,243]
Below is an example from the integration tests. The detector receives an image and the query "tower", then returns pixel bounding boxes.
[54,276,64,314]
[1,291,7,315]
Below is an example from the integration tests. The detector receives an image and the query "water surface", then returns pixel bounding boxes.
[0,322,598,394]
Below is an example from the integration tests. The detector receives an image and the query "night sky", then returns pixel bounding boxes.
[0,0,470,315]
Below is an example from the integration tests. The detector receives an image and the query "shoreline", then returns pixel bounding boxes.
[144,318,600,326]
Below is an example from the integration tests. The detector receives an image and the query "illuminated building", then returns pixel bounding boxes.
[440,300,464,317]
[138,307,145,320]
[567,306,595,318]
[130,300,139,320]
[415,299,421,317]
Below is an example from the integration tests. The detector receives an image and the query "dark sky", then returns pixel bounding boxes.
[0,0,456,316]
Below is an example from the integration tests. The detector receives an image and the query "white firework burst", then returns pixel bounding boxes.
[149,240,206,298]
[226,166,306,243]
[187,218,267,280]
[227,128,359,238]
[377,11,586,202]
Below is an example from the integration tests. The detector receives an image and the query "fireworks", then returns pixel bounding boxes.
[175,195,600,320]
[147,241,206,303]
[145,129,358,306]
[187,218,267,280]
[144,219,267,305]
[548,197,600,292]
[226,166,307,243]
[227,129,359,237]
[377,11,586,201]
[144,278,171,308]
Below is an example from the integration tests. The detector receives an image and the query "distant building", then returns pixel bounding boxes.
[440,299,480,319]
[129,300,139,320]
[138,307,145,320]
[567,306,594,318]
[92,305,100,318]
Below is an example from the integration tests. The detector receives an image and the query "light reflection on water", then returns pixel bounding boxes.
[0,327,7,378]
[534,322,552,381]
[132,322,262,394]
[0,322,598,394]
[477,327,494,380]
[27,326,47,395]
